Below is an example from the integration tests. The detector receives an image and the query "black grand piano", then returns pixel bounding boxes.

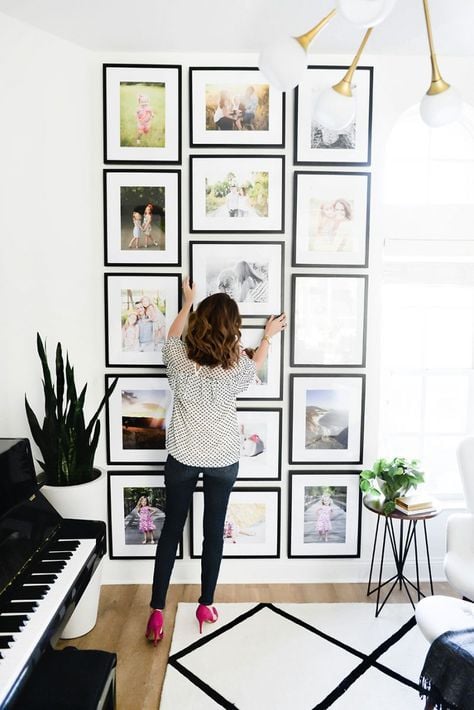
[0,438,108,708]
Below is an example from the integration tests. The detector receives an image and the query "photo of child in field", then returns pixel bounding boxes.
[205,168,269,219]
[120,82,165,148]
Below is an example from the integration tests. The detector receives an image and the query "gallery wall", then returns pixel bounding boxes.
[0,10,469,585]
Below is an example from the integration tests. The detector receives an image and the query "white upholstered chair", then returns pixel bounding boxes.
[443,436,474,600]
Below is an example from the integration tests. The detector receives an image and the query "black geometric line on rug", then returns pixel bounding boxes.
[167,603,419,710]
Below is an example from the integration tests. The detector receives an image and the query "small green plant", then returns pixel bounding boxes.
[359,457,425,514]
[25,333,117,486]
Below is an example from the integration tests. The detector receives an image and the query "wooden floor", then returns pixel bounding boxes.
[57,582,453,709]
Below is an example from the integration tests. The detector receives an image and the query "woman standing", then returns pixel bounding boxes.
[145,278,286,644]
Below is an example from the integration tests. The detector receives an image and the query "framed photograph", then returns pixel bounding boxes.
[104,169,181,266]
[103,63,181,164]
[236,408,282,480]
[190,241,284,317]
[107,471,182,559]
[190,487,281,558]
[105,273,180,367]
[292,171,371,267]
[290,274,368,367]
[105,374,172,464]
[289,374,365,464]
[189,67,285,148]
[294,65,373,166]
[190,155,285,233]
[238,326,283,400]
[288,471,361,558]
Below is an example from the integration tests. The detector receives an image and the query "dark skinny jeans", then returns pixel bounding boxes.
[150,454,239,610]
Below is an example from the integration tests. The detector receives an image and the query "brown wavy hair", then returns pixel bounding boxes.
[185,293,241,369]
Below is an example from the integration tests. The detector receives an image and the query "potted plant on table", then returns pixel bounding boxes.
[24,333,117,638]
[359,457,425,514]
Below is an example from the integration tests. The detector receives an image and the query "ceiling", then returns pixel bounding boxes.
[0,0,472,56]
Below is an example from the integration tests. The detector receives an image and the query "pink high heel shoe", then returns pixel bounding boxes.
[145,610,164,646]
[196,604,218,634]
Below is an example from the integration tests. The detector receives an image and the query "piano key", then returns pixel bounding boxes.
[8,586,50,601]
[3,602,38,614]
[0,539,96,707]
[30,562,66,574]
[27,574,58,584]
[48,540,80,551]
[0,636,14,648]
[44,552,73,561]
[0,616,28,633]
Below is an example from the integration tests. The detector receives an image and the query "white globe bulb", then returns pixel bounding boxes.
[313,87,356,131]
[258,36,308,92]
[420,86,463,127]
[337,0,397,27]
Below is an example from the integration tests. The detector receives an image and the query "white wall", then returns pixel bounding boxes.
[0,11,470,586]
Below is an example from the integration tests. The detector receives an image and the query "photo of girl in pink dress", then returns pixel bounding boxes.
[135,495,158,544]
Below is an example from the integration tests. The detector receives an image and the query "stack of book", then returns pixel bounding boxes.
[395,494,438,515]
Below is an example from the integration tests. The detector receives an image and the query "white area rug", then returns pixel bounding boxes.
[160,603,429,709]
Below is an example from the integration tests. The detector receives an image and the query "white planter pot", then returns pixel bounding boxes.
[41,469,106,638]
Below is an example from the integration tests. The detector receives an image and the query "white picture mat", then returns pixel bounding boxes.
[191,489,279,557]
[107,375,172,463]
[106,274,179,366]
[105,171,179,264]
[191,242,283,317]
[294,173,369,266]
[290,473,360,556]
[109,473,168,557]
[236,409,281,479]
[238,327,282,400]
[296,67,371,164]
[191,157,284,232]
[291,376,363,463]
[105,65,180,162]
[191,68,284,145]
[293,276,366,365]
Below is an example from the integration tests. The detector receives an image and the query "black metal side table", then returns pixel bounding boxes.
[364,496,440,617]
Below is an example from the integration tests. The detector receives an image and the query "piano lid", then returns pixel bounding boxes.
[0,491,61,597]
[0,438,39,516]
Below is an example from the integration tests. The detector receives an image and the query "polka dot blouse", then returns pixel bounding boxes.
[162,337,257,467]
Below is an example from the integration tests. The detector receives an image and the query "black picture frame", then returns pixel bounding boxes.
[189,155,285,234]
[236,407,282,480]
[103,169,182,267]
[238,325,284,401]
[292,171,371,268]
[288,471,362,559]
[294,65,374,167]
[189,240,284,319]
[289,374,365,465]
[107,470,183,560]
[290,274,368,367]
[189,66,285,148]
[103,63,182,165]
[104,272,181,368]
[190,487,281,558]
[105,373,171,465]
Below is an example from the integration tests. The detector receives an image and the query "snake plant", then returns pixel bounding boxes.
[25,333,117,486]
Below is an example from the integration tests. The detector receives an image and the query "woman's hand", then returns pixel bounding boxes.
[264,313,287,338]
[182,277,196,308]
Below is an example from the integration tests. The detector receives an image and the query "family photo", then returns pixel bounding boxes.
[120,289,166,354]
[120,185,165,251]
[119,81,165,148]
[206,257,270,305]
[122,486,167,545]
[205,170,269,220]
[206,82,269,132]
[303,486,348,545]
[121,387,170,450]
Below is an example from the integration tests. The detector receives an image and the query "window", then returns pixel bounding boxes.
[379,266,474,498]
